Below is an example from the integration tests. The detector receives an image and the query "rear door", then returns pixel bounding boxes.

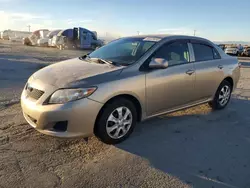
[190,41,225,101]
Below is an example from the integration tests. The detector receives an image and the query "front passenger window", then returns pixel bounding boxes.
[153,42,190,66]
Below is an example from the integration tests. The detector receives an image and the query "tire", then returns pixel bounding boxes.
[209,80,232,110]
[95,98,137,144]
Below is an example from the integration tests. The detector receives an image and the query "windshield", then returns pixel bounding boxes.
[88,37,158,65]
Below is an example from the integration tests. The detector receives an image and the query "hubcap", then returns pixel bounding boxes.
[106,107,133,139]
[218,85,231,106]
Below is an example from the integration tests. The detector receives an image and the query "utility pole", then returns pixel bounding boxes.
[137,31,140,35]
[27,25,31,32]
[193,30,196,36]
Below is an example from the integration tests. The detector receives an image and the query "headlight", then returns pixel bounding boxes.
[48,87,97,104]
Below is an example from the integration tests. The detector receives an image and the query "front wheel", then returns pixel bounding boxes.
[209,80,232,110]
[95,98,137,144]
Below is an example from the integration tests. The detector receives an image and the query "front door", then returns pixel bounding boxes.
[146,40,196,116]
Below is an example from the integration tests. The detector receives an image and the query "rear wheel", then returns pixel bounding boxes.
[95,98,137,144]
[209,80,232,110]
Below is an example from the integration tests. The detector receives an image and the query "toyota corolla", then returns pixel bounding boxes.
[21,35,240,144]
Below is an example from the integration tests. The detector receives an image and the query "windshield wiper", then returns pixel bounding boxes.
[96,58,113,65]
[79,55,119,66]
[79,54,90,60]
[89,57,117,65]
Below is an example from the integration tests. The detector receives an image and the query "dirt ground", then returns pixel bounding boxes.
[1,40,250,188]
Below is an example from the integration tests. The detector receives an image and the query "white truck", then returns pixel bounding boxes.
[37,30,61,47]
[23,29,49,46]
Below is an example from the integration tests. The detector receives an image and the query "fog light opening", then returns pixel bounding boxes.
[53,121,68,132]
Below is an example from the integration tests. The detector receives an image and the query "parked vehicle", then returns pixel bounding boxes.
[218,44,226,51]
[1,30,12,40]
[50,29,74,48]
[23,29,50,46]
[37,30,61,47]
[54,27,103,50]
[238,44,244,56]
[242,47,250,57]
[73,27,103,50]
[225,46,240,56]
[21,35,240,144]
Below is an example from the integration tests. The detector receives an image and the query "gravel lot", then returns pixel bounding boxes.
[1,40,250,188]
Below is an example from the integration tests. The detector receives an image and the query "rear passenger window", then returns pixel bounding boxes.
[192,43,214,61]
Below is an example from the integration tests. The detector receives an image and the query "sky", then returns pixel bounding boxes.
[0,0,250,41]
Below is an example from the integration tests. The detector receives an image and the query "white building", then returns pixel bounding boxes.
[1,30,31,40]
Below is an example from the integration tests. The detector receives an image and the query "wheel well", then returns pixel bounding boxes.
[94,94,142,134]
[224,77,234,88]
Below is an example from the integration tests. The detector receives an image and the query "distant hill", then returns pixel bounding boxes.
[99,35,120,43]
[214,41,250,45]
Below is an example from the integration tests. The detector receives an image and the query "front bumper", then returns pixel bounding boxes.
[21,82,103,138]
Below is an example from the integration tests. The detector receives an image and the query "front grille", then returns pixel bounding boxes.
[25,84,44,100]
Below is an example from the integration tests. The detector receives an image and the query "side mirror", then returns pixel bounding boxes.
[149,58,169,69]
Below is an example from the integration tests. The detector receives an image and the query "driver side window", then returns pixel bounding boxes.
[153,41,190,66]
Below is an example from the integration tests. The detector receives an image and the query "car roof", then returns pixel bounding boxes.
[126,34,172,39]
[124,34,212,43]
[127,34,204,39]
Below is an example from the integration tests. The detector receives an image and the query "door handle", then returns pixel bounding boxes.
[218,65,223,69]
[186,69,195,75]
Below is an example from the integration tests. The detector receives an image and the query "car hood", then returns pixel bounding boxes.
[32,58,124,87]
